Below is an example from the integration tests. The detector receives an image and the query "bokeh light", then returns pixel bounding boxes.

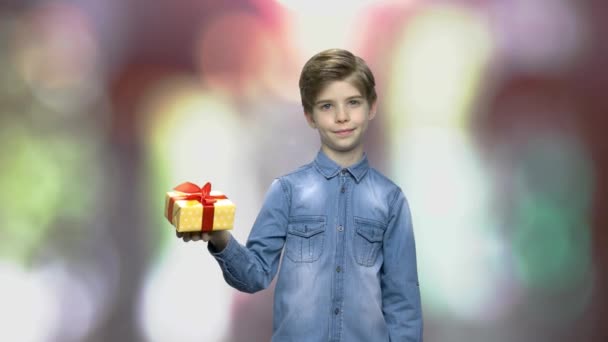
[391,127,511,320]
[137,75,257,201]
[195,11,280,99]
[37,262,103,341]
[509,132,594,293]
[489,0,588,73]
[10,1,104,115]
[139,242,232,342]
[388,3,492,129]
[0,262,58,342]
[277,0,383,62]
[387,3,500,321]
[0,123,102,262]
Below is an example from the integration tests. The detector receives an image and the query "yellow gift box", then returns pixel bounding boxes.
[165,182,235,233]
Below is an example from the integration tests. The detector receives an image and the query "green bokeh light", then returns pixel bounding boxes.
[511,134,593,292]
[0,122,100,264]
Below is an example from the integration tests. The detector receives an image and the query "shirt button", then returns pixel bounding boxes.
[337,225,343,232]
[341,169,347,175]
[336,266,341,273]
[340,186,345,193]
[334,308,340,315]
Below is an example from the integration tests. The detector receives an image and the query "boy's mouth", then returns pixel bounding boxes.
[333,128,355,137]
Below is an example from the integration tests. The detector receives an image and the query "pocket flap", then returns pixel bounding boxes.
[288,222,326,238]
[354,217,385,243]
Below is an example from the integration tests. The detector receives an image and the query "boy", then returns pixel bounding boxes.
[180,49,423,341]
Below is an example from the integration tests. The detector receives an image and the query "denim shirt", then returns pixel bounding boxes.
[210,150,423,341]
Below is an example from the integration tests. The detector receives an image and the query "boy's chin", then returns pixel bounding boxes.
[324,144,362,154]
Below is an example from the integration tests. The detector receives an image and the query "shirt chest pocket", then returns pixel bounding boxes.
[285,216,326,263]
[353,216,386,267]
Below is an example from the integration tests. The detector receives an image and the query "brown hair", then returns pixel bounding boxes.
[299,49,377,114]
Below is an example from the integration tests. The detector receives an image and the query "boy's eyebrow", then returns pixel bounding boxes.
[314,95,364,105]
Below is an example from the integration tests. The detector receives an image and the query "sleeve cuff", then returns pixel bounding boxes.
[207,234,240,262]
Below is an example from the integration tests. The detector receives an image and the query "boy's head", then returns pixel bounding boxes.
[299,49,377,114]
[298,49,378,165]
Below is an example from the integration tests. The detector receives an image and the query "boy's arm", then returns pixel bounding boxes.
[381,189,423,342]
[206,178,289,293]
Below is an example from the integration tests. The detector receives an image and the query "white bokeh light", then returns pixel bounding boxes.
[394,127,514,320]
[0,262,59,342]
[138,241,233,341]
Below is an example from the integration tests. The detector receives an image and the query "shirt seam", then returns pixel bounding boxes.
[282,162,314,178]
[277,177,291,215]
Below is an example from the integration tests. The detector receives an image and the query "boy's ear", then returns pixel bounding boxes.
[304,112,317,128]
[368,100,378,120]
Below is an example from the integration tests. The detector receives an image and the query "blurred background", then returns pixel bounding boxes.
[0,0,606,341]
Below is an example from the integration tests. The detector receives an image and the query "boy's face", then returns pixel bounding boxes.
[304,79,377,161]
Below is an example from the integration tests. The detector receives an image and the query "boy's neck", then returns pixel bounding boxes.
[321,145,365,168]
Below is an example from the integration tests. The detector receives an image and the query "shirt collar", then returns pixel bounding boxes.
[313,149,370,183]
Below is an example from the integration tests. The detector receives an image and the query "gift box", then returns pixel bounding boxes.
[165,182,236,233]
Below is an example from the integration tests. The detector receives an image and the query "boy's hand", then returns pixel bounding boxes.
[176,230,231,252]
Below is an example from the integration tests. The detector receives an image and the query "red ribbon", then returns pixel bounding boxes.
[166,182,227,232]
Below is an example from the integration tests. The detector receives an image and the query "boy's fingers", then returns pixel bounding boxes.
[175,231,207,242]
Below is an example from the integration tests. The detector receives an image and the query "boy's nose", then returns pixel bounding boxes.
[335,105,350,122]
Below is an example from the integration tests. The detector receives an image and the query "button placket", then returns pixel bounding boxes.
[331,169,347,339]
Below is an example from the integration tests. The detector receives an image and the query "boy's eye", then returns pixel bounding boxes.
[320,103,332,110]
[349,99,361,106]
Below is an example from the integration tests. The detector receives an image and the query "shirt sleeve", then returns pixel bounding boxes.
[208,178,290,293]
[381,189,423,341]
